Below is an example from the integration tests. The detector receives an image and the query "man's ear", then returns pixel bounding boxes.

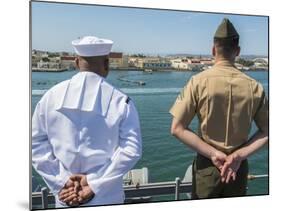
[212,46,216,57]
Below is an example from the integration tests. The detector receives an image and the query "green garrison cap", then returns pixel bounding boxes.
[214,18,239,39]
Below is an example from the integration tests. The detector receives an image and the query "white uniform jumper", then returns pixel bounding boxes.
[32,71,142,207]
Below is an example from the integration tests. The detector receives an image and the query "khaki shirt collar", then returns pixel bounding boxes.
[212,60,240,74]
[213,60,235,68]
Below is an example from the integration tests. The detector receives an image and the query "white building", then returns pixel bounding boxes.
[122,55,129,68]
[37,61,61,69]
[170,59,188,70]
[128,58,144,68]
[253,58,268,67]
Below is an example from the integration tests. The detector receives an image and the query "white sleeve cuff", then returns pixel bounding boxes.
[86,174,104,196]
[51,165,72,195]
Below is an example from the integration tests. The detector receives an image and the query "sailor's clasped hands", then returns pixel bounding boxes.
[59,174,94,207]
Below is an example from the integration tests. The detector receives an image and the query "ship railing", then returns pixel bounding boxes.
[32,174,268,209]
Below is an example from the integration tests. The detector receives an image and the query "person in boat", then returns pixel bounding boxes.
[32,36,142,207]
[170,18,268,198]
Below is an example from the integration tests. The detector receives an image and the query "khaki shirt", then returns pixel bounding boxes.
[170,60,268,154]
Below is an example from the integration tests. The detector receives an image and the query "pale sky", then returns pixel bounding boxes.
[32,1,268,56]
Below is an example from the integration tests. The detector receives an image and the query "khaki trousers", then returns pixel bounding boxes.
[191,153,248,199]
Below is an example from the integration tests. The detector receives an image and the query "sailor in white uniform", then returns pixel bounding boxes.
[32,36,142,207]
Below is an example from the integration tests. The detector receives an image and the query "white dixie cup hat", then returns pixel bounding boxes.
[72,36,113,57]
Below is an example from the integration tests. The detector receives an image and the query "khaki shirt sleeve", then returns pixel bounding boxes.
[169,77,197,126]
[254,89,268,134]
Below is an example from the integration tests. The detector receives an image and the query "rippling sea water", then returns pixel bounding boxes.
[32,69,269,200]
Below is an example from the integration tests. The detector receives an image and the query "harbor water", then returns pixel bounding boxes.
[31,69,269,201]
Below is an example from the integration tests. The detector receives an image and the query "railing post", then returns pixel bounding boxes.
[175,177,181,200]
[41,187,49,209]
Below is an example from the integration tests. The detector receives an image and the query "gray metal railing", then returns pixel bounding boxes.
[32,177,191,209]
[32,174,268,209]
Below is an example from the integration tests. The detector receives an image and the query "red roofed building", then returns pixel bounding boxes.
[61,56,76,69]
[61,56,76,61]
[109,52,128,68]
[200,59,214,65]
[109,52,123,59]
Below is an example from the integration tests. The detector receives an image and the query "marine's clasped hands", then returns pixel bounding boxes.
[59,174,94,206]
[211,150,243,183]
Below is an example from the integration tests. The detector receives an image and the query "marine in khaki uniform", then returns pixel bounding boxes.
[170,18,268,198]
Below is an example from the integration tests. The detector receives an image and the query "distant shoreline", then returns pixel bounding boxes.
[32,68,69,72]
[32,67,268,73]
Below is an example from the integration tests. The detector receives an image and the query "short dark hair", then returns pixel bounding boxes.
[80,55,108,62]
[214,37,239,58]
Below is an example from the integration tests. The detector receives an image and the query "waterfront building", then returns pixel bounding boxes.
[143,58,171,69]
[128,57,144,68]
[186,58,200,64]
[59,52,71,56]
[170,58,208,71]
[109,52,123,68]
[170,59,188,70]
[253,58,268,68]
[200,58,214,70]
[37,61,61,69]
[200,58,214,66]
[32,55,41,68]
[49,57,61,63]
[185,58,204,71]
[122,55,129,68]
[61,56,75,69]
